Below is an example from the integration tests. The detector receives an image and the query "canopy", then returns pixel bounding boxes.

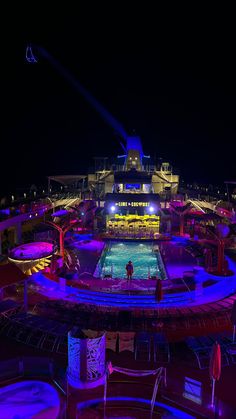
[48,175,86,186]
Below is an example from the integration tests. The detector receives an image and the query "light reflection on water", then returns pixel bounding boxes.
[100,242,164,279]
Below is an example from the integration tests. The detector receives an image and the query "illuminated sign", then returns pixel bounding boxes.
[115,202,150,207]
[125,184,141,190]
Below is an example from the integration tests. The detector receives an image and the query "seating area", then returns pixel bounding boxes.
[134,332,170,363]
[33,296,233,334]
[0,309,171,365]
[186,332,235,369]
[0,312,73,355]
[106,331,136,353]
[0,299,21,316]
[185,242,205,262]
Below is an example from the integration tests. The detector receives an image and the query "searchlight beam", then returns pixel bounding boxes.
[26,45,128,150]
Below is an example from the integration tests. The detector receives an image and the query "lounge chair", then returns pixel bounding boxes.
[134,332,151,361]
[153,333,170,363]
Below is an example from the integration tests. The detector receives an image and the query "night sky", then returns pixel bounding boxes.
[2,8,236,195]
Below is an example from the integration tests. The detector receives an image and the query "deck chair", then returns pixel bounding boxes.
[106,331,118,352]
[27,329,45,348]
[56,335,68,355]
[226,343,236,364]
[153,333,170,363]
[186,336,212,369]
[118,332,135,353]
[40,333,59,352]
[134,332,151,361]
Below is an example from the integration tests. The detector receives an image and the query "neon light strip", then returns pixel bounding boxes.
[77,397,195,418]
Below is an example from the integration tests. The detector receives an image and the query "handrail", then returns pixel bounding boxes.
[180,277,192,293]
[151,367,167,417]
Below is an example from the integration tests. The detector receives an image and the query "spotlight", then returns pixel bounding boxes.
[149,206,154,213]
[110,205,116,212]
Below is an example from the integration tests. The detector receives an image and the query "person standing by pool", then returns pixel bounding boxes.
[126,260,134,283]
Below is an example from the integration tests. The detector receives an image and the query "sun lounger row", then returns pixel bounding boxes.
[186,332,235,369]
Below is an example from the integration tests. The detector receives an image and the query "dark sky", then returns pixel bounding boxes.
[1,7,236,194]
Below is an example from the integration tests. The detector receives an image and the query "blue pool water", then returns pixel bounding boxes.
[94,241,167,279]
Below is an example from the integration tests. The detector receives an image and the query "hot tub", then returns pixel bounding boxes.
[0,380,60,419]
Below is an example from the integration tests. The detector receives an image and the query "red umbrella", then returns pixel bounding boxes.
[209,341,221,406]
[155,279,163,302]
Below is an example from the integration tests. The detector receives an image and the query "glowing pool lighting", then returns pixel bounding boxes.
[94,241,167,280]
[77,397,195,418]
[0,380,60,419]
[32,254,236,309]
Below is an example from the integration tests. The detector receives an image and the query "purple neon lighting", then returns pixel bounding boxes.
[31,255,236,309]
[10,242,54,261]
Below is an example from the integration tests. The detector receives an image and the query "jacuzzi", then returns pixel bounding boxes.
[0,380,60,419]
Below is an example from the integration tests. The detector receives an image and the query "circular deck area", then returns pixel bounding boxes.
[28,233,236,331]
[9,242,55,261]
[8,242,55,275]
[32,256,236,309]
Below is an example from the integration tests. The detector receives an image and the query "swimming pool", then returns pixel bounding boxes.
[94,241,167,280]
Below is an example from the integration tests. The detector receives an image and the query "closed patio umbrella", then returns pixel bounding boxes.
[154,278,164,327]
[209,341,221,406]
[155,278,163,302]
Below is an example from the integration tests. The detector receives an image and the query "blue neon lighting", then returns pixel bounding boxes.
[77,397,195,418]
[31,254,236,309]
[0,380,60,418]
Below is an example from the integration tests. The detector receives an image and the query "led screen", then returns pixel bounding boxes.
[125,184,140,189]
